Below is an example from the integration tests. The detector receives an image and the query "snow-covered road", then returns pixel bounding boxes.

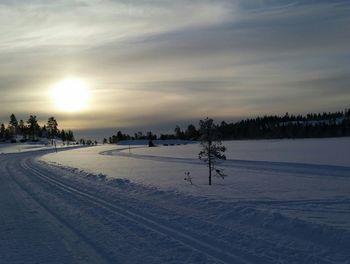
[1,149,350,263]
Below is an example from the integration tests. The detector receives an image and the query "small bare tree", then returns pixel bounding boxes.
[184,171,193,184]
[198,118,226,185]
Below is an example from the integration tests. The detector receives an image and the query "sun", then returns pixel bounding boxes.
[50,78,90,112]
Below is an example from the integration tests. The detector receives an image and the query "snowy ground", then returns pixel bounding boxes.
[41,138,350,229]
[128,137,350,166]
[0,140,76,154]
[1,138,350,263]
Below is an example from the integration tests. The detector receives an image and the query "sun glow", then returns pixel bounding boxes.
[50,78,90,112]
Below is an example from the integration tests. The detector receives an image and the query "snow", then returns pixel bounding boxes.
[0,140,77,154]
[130,137,350,167]
[40,138,350,229]
[117,139,194,146]
[1,137,350,263]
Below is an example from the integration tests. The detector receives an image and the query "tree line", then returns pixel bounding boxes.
[218,109,350,140]
[106,108,350,143]
[105,124,200,144]
[0,114,75,143]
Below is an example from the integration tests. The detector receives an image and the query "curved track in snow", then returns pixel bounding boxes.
[0,151,109,264]
[0,150,254,264]
[1,149,350,263]
[101,147,350,178]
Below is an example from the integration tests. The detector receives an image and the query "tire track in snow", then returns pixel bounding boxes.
[21,158,255,264]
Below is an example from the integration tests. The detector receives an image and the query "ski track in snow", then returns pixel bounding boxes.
[1,148,350,263]
[101,147,350,179]
[19,159,249,264]
[100,147,350,230]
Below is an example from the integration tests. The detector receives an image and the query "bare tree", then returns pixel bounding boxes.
[184,171,193,184]
[198,118,226,185]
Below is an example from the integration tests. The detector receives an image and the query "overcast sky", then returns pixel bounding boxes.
[0,0,349,137]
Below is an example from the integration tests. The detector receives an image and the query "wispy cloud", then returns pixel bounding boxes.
[0,0,349,134]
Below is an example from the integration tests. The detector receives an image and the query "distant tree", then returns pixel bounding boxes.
[85,139,94,146]
[136,131,143,139]
[146,131,157,140]
[66,130,75,142]
[18,119,25,136]
[116,131,123,142]
[61,129,67,143]
[160,133,175,140]
[0,123,5,139]
[47,117,58,145]
[41,125,47,138]
[27,115,38,141]
[9,114,18,137]
[174,125,185,139]
[4,127,11,141]
[185,124,199,140]
[103,138,108,144]
[198,118,226,185]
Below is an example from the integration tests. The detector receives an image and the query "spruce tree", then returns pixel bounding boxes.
[47,117,58,145]
[27,115,38,141]
[9,114,18,138]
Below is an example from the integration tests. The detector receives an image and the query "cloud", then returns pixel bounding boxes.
[0,0,235,51]
[0,0,349,134]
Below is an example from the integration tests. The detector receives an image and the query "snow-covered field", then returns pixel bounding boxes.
[41,138,350,228]
[128,137,350,166]
[0,140,76,154]
[1,138,350,263]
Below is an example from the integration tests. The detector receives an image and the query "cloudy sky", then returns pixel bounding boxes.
[0,0,349,137]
